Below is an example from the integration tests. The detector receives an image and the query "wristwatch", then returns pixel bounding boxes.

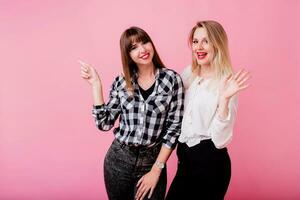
[155,161,165,170]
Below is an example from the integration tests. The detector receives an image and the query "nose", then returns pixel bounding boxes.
[139,44,146,53]
[196,42,204,50]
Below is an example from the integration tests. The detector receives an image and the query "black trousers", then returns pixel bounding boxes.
[166,140,231,200]
[103,139,167,200]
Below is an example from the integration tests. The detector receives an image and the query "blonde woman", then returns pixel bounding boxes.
[80,27,184,200]
[166,21,250,200]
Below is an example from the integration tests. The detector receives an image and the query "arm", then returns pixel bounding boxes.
[209,96,238,149]
[209,69,250,148]
[80,60,121,131]
[92,77,121,131]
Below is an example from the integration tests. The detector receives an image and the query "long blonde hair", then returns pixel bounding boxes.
[188,20,233,80]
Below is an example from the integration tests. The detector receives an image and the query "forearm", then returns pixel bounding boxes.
[92,82,104,106]
[217,96,230,120]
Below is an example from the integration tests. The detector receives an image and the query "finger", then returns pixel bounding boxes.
[139,188,149,200]
[78,60,91,69]
[234,69,244,80]
[238,84,250,91]
[238,74,251,86]
[148,187,154,199]
[236,71,250,83]
[78,59,87,66]
[80,66,88,72]
[225,74,232,81]
[136,182,145,198]
[136,177,144,188]
[81,71,89,76]
[226,74,234,84]
[79,65,89,73]
[136,185,146,200]
[81,70,90,75]
[81,74,90,79]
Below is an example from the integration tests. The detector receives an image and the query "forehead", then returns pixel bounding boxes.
[193,27,208,39]
[129,34,148,45]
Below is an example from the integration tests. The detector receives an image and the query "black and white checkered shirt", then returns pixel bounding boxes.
[92,68,184,149]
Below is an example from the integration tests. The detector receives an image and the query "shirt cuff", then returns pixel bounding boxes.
[93,104,105,109]
[92,104,106,119]
[162,139,177,149]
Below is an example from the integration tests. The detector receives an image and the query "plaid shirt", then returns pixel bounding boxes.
[92,68,184,149]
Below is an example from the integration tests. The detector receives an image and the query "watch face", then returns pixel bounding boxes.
[156,162,164,169]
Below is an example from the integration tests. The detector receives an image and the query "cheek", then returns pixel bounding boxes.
[191,44,197,52]
[129,51,138,61]
[146,45,154,54]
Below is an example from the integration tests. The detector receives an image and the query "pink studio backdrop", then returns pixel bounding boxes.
[1,0,299,199]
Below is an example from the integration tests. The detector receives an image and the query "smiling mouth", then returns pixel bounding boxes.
[196,52,207,59]
[140,53,150,60]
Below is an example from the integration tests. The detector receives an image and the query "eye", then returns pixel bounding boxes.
[130,45,137,51]
[203,39,208,44]
[192,40,198,44]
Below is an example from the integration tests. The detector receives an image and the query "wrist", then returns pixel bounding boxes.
[92,80,101,87]
[152,161,165,172]
[218,95,230,106]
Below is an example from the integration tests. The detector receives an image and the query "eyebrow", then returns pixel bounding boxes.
[193,37,208,41]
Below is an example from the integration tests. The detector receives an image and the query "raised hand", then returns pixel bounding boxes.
[219,69,251,100]
[79,60,101,86]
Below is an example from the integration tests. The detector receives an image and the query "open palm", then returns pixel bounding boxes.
[219,69,251,100]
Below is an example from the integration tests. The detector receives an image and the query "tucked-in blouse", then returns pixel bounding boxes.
[178,65,238,149]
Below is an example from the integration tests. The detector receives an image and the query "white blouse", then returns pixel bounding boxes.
[178,65,238,148]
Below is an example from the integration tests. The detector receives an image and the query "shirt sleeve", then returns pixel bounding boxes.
[208,96,238,149]
[162,73,185,149]
[92,76,121,131]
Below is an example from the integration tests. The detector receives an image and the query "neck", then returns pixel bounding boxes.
[199,64,215,79]
[137,62,156,78]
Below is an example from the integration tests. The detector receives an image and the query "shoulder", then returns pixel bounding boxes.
[181,65,192,78]
[111,74,126,90]
[157,68,184,94]
[180,65,194,89]
[160,67,180,77]
[160,68,183,84]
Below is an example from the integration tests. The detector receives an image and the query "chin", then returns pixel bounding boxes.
[197,60,210,66]
[138,60,152,66]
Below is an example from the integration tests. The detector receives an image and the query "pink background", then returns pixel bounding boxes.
[1,0,299,199]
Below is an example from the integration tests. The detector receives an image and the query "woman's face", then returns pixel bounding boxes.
[129,41,154,66]
[192,27,214,67]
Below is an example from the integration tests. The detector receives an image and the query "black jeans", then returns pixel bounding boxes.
[166,140,231,200]
[103,139,167,200]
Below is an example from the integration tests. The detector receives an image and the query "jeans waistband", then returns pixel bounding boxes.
[114,139,162,154]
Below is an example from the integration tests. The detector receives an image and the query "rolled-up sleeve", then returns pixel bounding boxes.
[92,77,121,131]
[162,74,185,149]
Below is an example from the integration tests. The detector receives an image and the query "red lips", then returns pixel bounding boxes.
[140,53,150,60]
[196,52,207,59]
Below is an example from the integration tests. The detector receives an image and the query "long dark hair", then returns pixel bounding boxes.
[120,26,165,91]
